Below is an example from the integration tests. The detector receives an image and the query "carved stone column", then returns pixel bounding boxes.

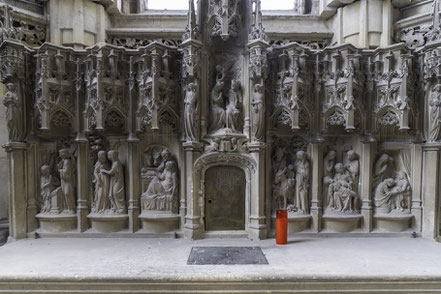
[421,143,441,239]
[183,142,203,239]
[248,144,267,239]
[4,143,28,240]
[76,139,89,232]
[411,143,423,232]
[310,140,323,232]
[360,138,376,232]
[127,139,140,232]
[25,142,38,233]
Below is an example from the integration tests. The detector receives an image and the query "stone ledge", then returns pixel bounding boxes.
[0,279,441,293]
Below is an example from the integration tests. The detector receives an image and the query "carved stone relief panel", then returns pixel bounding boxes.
[271,136,310,215]
[207,0,242,41]
[373,151,412,215]
[323,139,360,215]
[38,143,77,216]
[140,146,179,214]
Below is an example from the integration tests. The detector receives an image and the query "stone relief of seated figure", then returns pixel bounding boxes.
[374,171,411,214]
[327,163,359,213]
[140,148,178,213]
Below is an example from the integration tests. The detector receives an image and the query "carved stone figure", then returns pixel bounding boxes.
[40,165,56,213]
[344,150,359,192]
[101,150,126,214]
[57,149,76,214]
[141,161,178,211]
[374,154,393,187]
[3,83,23,142]
[225,80,242,132]
[209,69,226,133]
[91,151,110,214]
[274,165,295,210]
[184,83,199,142]
[374,171,411,214]
[323,150,337,207]
[327,163,359,213]
[140,147,178,213]
[251,83,265,141]
[429,88,441,142]
[294,151,310,214]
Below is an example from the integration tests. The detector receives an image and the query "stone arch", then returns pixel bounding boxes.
[191,152,257,235]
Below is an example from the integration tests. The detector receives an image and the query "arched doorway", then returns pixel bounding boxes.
[204,165,246,231]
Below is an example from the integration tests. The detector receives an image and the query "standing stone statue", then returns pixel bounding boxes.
[226,80,242,132]
[344,150,359,192]
[294,151,310,214]
[209,69,226,133]
[91,150,110,214]
[3,83,23,142]
[58,149,76,214]
[184,82,199,142]
[101,150,126,214]
[429,89,441,142]
[40,165,56,213]
[251,83,265,141]
[323,150,336,207]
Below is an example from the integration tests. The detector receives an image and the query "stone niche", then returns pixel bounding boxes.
[1,0,440,241]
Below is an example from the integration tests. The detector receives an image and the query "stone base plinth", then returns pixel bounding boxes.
[322,213,362,232]
[374,212,413,232]
[288,214,312,233]
[87,213,128,233]
[36,213,77,232]
[139,212,180,233]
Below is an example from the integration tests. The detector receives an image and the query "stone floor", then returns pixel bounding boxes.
[0,236,441,293]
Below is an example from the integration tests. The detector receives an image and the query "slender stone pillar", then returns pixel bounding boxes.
[360,138,376,232]
[421,143,441,239]
[76,139,89,232]
[310,140,323,232]
[26,142,38,233]
[183,142,203,239]
[248,143,267,239]
[4,143,28,240]
[127,140,140,232]
[411,143,423,232]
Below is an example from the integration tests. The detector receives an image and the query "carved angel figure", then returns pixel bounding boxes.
[184,83,199,142]
[3,83,23,142]
[251,83,265,141]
